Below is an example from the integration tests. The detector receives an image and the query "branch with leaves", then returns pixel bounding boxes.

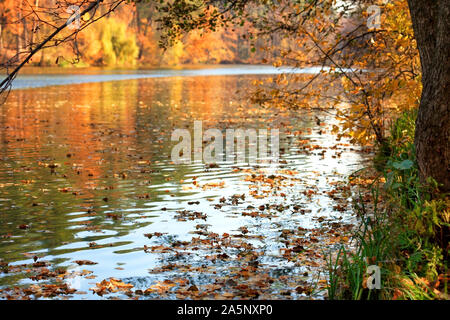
[0,0,127,101]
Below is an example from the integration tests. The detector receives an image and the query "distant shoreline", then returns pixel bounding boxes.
[8,65,338,90]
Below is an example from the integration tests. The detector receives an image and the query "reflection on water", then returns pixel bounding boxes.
[10,65,331,90]
[0,68,366,299]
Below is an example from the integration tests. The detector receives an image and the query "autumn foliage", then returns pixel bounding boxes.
[0,1,273,67]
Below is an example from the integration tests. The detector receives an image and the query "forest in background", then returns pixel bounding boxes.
[0,0,295,67]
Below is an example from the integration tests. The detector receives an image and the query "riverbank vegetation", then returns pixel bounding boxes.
[328,110,449,299]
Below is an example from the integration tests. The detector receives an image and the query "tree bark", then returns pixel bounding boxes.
[16,1,23,60]
[0,23,3,52]
[30,0,40,50]
[407,0,450,193]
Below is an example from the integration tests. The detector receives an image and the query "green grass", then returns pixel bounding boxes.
[327,109,449,300]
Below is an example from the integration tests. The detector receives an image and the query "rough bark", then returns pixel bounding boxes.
[407,0,450,193]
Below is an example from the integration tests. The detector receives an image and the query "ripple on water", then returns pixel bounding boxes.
[0,71,369,299]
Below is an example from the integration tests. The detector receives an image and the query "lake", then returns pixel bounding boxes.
[0,65,367,299]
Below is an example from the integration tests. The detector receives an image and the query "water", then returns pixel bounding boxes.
[9,65,353,90]
[0,66,367,299]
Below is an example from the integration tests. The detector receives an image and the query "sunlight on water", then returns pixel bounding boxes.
[0,67,368,299]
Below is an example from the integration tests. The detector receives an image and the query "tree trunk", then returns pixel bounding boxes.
[16,2,23,61]
[0,23,3,52]
[407,0,450,193]
[135,6,143,60]
[30,0,40,50]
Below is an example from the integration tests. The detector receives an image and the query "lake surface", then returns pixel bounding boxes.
[10,65,332,90]
[0,66,367,299]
